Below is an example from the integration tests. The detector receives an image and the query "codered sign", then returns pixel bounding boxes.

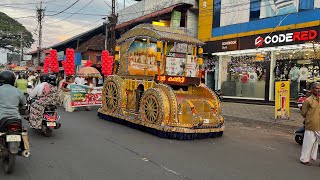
[255,29,318,47]
[203,26,320,53]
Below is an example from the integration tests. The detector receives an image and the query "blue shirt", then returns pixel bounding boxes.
[0,84,27,120]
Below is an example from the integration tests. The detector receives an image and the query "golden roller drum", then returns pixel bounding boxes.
[98,24,224,140]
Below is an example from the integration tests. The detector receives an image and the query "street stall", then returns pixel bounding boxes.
[70,64,103,108]
[98,24,224,140]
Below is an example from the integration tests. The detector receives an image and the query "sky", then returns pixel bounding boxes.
[0,0,137,63]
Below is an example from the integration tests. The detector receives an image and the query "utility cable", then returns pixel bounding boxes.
[46,0,94,24]
[46,0,80,16]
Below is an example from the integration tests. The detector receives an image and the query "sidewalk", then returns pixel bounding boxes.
[221,102,303,128]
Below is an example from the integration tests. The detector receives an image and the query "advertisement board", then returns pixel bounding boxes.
[186,55,198,77]
[170,10,181,28]
[220,0,250,27]
[127,41,160,76]
[57,51,64,61]
[275,81,290,120]
[166,56,185,76]
[204,26,320,53]
[315,0,320,8]
[70,84,102,107]
[260,0,299,19]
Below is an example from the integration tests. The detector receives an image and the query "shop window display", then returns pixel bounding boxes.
[273,50,320,100]
[221,54,267,99]
[204,56,219,90]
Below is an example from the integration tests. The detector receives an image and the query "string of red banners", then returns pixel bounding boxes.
[43,48,114,77]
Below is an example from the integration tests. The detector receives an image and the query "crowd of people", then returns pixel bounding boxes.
[0,70,100,130]
[27,72,99,112]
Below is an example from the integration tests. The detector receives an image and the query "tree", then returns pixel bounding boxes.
[0,12,34,52]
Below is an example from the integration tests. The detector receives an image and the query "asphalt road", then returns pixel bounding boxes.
[1,107,319,180]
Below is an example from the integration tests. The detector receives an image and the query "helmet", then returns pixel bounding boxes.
[0,70,16,86]
[40,74,50,83]
[48,75,57,86]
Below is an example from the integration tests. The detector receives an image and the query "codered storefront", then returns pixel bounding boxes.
[204,26,320,102]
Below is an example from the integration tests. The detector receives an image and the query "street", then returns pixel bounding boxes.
[0,108,318,180]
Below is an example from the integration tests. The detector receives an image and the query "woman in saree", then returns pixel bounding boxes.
[57,75,66,106]
[29,75,58,129]
[63,76,75,112]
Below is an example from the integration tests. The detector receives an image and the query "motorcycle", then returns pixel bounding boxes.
[294,121,305,145]
[26,98,61,137]
[297,89,308,109]
[0,117,30,174]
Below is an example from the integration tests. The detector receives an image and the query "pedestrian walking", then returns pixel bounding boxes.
[15,73,28,97]
[63,76,75,112]
[57,74,65,106]
[300,83,320,165]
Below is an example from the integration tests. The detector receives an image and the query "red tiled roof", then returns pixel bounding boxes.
[116,4,179,29]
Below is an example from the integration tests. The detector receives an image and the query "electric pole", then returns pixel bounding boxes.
[20,32,24,65]
[108,0,117,55]
[36,1,45,66]
[104,18,108,50]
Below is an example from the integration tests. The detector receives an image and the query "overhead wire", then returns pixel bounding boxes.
[46,0,80,16]
[46,0,72,12]
[50,19,104,37]
[0,0,56,6]
[46,0,94,24]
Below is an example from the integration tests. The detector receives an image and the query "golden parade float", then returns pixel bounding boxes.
[98,24,224,140]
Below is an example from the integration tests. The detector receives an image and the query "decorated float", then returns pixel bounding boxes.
[98,24,224,140]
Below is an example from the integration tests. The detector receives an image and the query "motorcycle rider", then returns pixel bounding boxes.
[29,74,58,129]
[29,74,50,99]
[0,70,27,122]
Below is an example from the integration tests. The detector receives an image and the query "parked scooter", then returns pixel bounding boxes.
[25,98,61,137]
[0,117,30,174]
[294,121,305,145]
[297,89,309,109]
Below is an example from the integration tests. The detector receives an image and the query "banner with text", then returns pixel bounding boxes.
[220,0,250,26]
[71,84,102,107]
[260,0,299,19]
[275,81,290,120]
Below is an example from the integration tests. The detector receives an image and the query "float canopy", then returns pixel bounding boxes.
[117,24,204,46]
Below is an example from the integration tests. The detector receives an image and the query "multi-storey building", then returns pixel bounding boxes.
[199,0,320,103]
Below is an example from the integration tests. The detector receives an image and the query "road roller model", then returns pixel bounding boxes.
[98,24,224,140]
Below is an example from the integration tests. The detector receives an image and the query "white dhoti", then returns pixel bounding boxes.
[64,93,74,112]
[300,130,320,163]
[58,90,64,106]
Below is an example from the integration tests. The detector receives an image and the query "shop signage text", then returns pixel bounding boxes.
[157,75,185,83]
[204,26,320,53]
[154,75,200,85]
[255,30,318,47]
[222,39,238,50]
[167,53,186,58]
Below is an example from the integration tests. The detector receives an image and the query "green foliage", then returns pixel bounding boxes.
[0,12,34,52]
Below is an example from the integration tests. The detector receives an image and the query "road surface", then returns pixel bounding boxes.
[1,107,319,180]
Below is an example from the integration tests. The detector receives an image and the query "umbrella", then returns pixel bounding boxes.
[77,67,101,78]
[12,66,27,71]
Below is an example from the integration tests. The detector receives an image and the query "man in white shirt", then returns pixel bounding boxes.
[299,65,309,92]
[75,77,85,85]
[29,74,49,98]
